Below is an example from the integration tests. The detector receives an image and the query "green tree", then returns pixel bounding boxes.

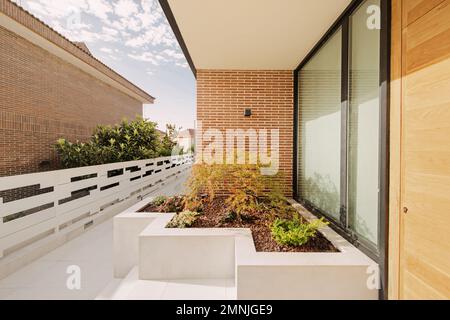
[55,117,163,168]
[159,124,180,156]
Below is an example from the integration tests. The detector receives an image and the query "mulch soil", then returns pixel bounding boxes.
[192,197,338,253]
[140,196,338,253]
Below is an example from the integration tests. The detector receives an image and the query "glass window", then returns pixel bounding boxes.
[296,0,384,253]
[298,29,342,220]
[347,0,381,246]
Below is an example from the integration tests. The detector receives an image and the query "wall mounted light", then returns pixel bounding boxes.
[244,108,252,117]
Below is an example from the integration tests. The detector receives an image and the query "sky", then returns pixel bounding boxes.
[12,0,196,132]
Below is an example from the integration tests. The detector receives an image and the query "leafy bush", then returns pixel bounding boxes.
[151,196,168,207]
[183,164,227,211]
[158,196,185,213]
[182,148,290,221]
[271,215,328,247]
[55,117,180,168]
[159,124,179,157]
[166,211,200,228]
[225,163,266,218]
[55,139,102,168]
[184,162,286,219]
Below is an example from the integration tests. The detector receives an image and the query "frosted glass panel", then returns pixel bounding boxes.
[348,0,381,246]
[298,29,342,219]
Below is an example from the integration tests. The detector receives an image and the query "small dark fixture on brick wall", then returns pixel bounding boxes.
[244,108,252,117]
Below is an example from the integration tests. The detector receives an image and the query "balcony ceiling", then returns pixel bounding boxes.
[165,0,352,71]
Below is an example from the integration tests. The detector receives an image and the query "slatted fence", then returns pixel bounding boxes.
[0,154,193,257]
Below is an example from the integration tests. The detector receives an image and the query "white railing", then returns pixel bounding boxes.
[0,154,193,258]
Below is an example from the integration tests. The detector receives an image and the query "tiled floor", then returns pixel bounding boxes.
[0,173,189,300]
[97,267,236,300]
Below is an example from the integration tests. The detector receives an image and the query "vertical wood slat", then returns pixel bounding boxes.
[388,0,403,300]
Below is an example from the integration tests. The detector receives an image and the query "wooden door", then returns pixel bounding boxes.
[398,0,450,299]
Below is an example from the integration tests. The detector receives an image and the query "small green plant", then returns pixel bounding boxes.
[159,196,185,213]
[151,196,167,207]
[271,214,328,247]
[166,211,200,228]
[221,211,237,223]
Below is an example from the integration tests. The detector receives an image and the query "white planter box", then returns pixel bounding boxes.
[113,198,174,278]
[139,227,241,280]
[113,199,379,300]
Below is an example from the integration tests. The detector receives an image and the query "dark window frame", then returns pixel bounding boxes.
[293,0,390,299]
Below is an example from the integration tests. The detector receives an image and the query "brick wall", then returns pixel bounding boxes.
[0,26,142,176]
[196,70,294,196]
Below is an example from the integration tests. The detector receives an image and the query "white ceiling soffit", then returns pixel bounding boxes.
[167,0,352,70]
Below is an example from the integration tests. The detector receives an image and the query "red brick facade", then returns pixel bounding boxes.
[0,25,143,176]
[196,70,294,196]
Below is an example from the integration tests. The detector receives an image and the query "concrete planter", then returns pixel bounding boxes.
[113,198,379,300]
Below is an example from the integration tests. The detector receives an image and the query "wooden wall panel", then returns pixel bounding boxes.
[404,1,450,73]
[390,0,450,300]
[388,0,403,300]
[402,0,445,27]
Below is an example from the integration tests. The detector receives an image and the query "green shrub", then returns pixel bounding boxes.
[184,162,284,219]
[225,163,266,219]
[166,211,200,228]
[159,196,185,213]
[159,124,178,157]
[183,163,226,212]
[55,117,181,168]
[271,214,328,247]
[221,211,237,223]
[151,196,168,207]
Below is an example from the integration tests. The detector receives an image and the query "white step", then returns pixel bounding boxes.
[96,267,236,300]
[95,278,122,300]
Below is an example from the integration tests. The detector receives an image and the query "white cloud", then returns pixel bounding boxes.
[125,24,176,48]
[102,26,119,36]
[15,0,188,69]
[176,62,188,68]
[137,11,160,29]
[120,16,143,32]
[162,49,184,60]
[26,0,88,19]
[108,54,121,61]
[155,54,168,62]
[70,29,100,43]
[25,1,50,16]
[86,0,113,22]
[128,52,160,65]
[18,0,111,23]
[138,0,163,27]
[115,0,139,18]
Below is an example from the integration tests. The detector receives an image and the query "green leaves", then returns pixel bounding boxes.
[151,196,168,207]
[54,117,169,168]
[166,211,201,228]
[271,215,328,247]
[158,124,179,157]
